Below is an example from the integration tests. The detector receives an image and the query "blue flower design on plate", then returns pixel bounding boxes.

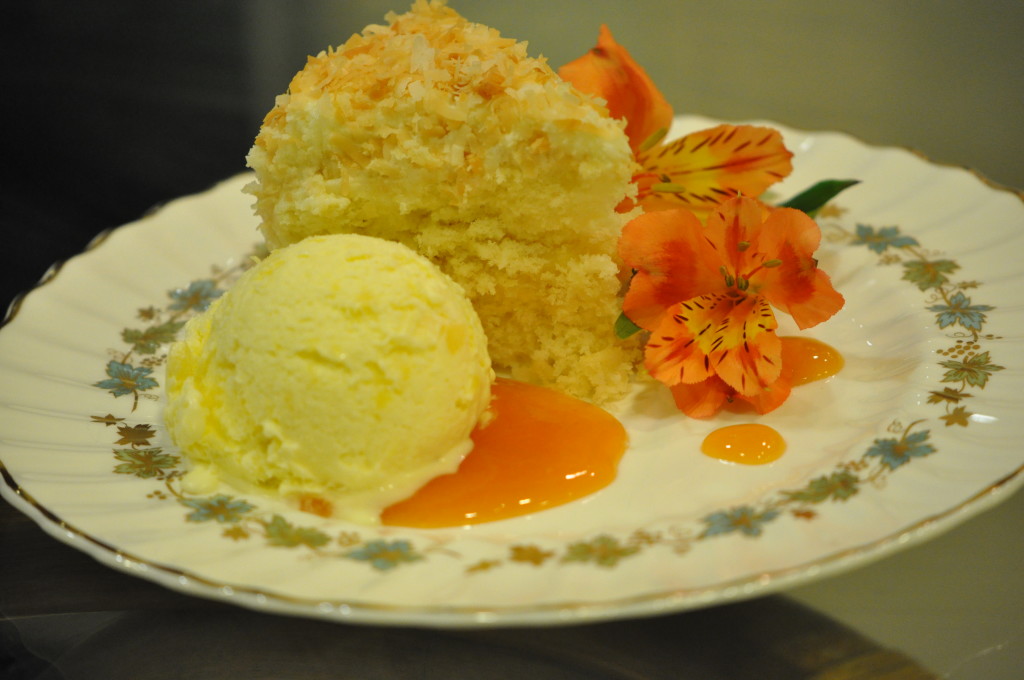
[701,506,780,538]
[95,360,158,396]
[865,430,936,471]
[928,292,994,331]
[181,495,255,523]
[851,224,919,253]
[345,540,424,571]
[168,279,223,312]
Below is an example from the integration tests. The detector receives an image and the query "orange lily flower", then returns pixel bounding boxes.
[560,27,794,218]
[559,24,673,156]
[619,196,844,417]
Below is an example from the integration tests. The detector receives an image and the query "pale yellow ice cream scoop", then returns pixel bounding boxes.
[163,234,493,524]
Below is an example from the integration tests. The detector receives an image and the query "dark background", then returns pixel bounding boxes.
[1,3,253,308]
[2,0,1022,312]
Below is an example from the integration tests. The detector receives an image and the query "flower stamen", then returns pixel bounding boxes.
[639,127,669,152]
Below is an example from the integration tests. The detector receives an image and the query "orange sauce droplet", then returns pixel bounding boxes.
[780,336,844,386]
[381,377,627,528]
[702,339,839,464]
[701,424,786,465]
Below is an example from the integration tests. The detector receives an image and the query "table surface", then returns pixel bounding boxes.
[2,3,1021,678]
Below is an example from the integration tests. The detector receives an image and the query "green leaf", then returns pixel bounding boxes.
[112,447,179,479]
[939,351,1004,388]
[902,259,959,291]
[561,535,640,568]
[264,515,330,549]
[122,320,186,354]
[614,312,642,339]
[779,179,860,216]
[782,471,859,503]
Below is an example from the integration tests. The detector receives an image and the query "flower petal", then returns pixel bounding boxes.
[619,208,721,330]
[669,371,791,418]
[702,195,774,276]
[558,25,674,153]
[670,378,732,419]
[635,125,793,217]
[736,371,793,414]
[711,297,782,396]
[643,294,781,396]
[644,299,717,386]
[771,267,845,329]
[756,207,846,329]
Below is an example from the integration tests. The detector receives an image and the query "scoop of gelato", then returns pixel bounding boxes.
[164,234,493,524]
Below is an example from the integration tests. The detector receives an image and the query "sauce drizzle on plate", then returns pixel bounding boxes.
[383,378,627,527]
[701,338,843,465]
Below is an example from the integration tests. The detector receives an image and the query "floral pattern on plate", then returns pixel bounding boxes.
[90,208,1005,575]
[2,116,1022,626]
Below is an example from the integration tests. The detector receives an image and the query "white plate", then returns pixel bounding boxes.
[2,117,1022,628]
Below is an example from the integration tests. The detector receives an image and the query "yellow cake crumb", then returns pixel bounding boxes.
[246,0,641,403]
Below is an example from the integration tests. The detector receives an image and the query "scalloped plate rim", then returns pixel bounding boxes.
[1,117,1022,627]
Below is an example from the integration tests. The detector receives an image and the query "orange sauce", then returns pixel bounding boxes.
[381,377,627,528]
[780,336,844,385]
[702,338,842,465]
[701,423,786,465]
